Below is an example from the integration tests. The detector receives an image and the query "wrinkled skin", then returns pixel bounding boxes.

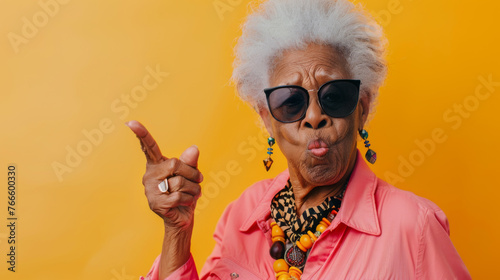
[259,43,370,215]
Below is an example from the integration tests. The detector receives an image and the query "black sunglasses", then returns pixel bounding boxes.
[264,79,361,123]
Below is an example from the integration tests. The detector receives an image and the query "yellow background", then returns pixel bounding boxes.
[1,0,498,279]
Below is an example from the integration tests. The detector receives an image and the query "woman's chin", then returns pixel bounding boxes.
[301,164,341,185]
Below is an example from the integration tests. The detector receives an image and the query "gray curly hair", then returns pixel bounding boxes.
[231,0,388,121]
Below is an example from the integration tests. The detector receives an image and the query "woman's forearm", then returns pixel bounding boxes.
[158,223,194,279]
[126,122,202,279]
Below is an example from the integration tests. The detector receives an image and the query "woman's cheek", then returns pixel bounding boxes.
[274,125,303,160]
[283,124,303,144]
[277,137,302,163]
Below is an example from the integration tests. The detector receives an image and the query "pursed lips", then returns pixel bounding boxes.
[307,139,329,157]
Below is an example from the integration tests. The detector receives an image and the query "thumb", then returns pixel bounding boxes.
[179,145,200,168]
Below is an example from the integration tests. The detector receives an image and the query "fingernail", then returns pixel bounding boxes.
[124,121,130,127]
[199,172,204,182]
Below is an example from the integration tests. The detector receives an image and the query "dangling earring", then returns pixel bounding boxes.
[263,137,275,171]
[359,129,376,164]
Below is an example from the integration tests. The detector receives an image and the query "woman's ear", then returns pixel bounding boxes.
[258,107,274,137]
[358,91,371,129]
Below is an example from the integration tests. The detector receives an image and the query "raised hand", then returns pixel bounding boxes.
[125,120,203,230]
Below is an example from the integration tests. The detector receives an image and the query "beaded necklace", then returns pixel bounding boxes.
[269,180,347,280]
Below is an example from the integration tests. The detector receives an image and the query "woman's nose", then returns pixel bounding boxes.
[302,95,330,129]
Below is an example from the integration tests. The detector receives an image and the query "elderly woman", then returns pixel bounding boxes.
[127,0,470,279]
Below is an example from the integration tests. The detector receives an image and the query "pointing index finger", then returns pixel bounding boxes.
[125,120,165,164]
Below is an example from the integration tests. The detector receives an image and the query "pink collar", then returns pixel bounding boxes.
[239,149,381,236]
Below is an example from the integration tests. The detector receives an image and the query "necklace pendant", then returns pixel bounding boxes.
[285,245,306,269]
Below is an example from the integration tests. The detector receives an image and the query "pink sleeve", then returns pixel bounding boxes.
[140,202,236,280]
[199,202,236,279]
[139,253,199,280]
[416,209,471,279]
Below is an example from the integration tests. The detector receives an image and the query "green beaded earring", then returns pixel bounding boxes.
[359,129,376,164]
[263,137,275,171]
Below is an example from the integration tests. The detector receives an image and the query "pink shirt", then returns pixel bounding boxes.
[141,150,471,279]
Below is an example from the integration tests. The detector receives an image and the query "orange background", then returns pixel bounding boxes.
[0,0,498,279]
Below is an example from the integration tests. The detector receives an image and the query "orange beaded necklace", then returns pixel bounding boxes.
[270,210,338,279]
[269,179,347,280]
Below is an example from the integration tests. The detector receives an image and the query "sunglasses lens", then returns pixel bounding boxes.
[319,81,359,118]
[268,87,307,122]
